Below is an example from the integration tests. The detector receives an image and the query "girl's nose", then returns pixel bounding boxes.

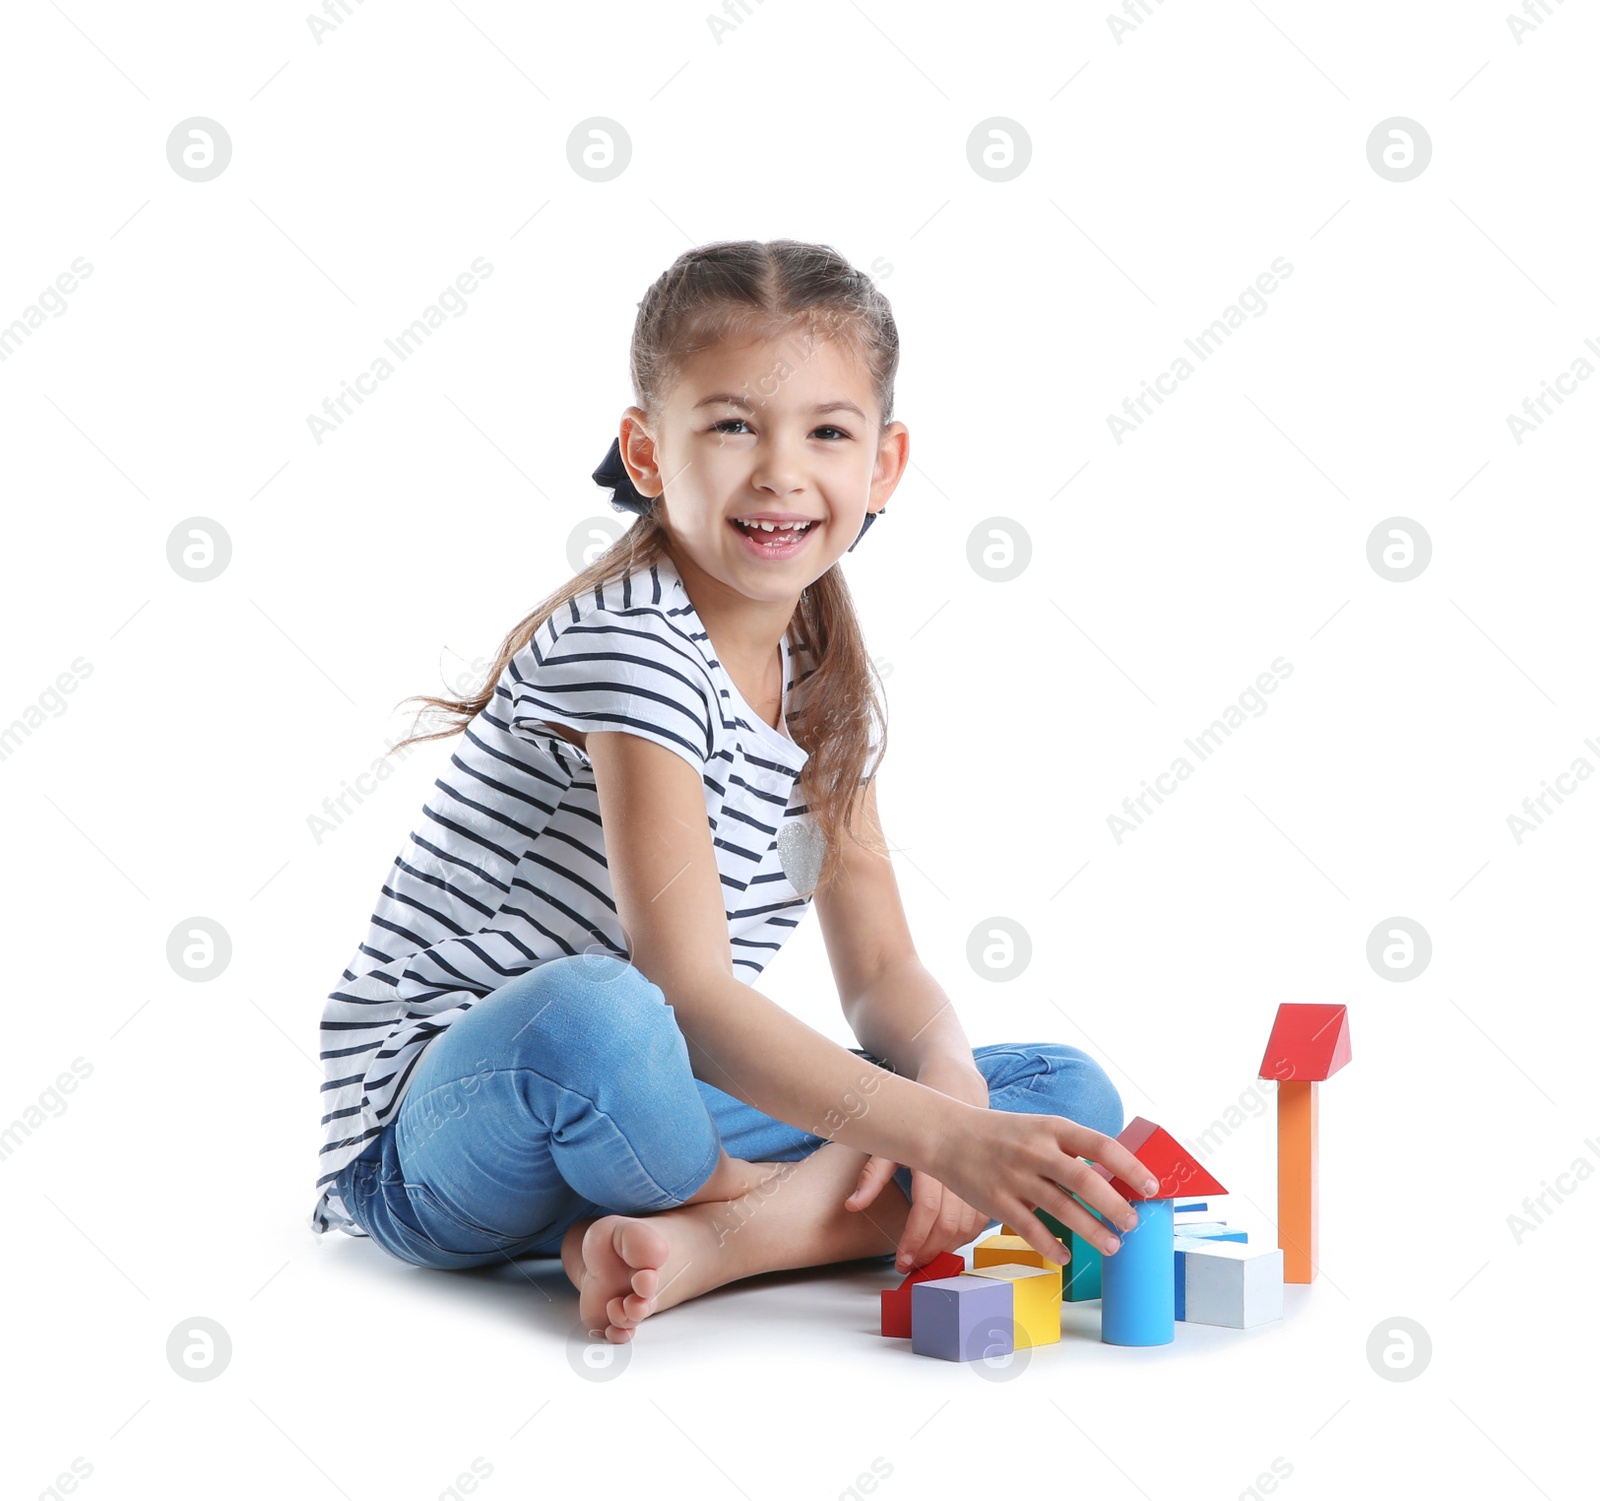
[748,434,812,496]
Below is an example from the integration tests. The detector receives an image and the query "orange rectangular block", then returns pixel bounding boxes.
[1277,1078,1318,1282]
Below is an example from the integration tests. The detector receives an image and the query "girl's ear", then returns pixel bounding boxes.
[619,411,662,497]
[871,421,911,498]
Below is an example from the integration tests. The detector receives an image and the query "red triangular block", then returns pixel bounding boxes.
[1101,1116,1226,1201]
[1258,1003,1351,1082]
[879,1250,966,1337]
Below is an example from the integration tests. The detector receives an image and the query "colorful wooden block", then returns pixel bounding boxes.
[1171,1227,1247,1319]
[974,1233,1054,1271]
[1259,1003,1350,1286]
[1097,1116,1228,1202]
[1258,1002,1351,1083]
[1277,1078,1318,1283]
[879,1250,966,1338]
[1176,1237,1284,1327]
[1099,1196,1175,1346]
[1035,1204,1106,1302]
[1175,1201,1210,1216]
[965,1261,1063,1348]
[911,1275,1015,1362]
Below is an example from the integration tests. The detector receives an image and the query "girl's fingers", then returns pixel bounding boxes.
[998,1206,1072,1268]
[903,1185,987,1271]
[1053,1127,1158,1233]
[896,1173,943,1268]
[846,1154,897,1212]
[912,1196,960,1268]
[1060,1166,1141,1237]
[1037,1179,1129,1255]
[1094,1132,1163,1197]
[936,1201,972,1258]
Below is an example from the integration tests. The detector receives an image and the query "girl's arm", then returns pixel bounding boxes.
[588,729,1155,1262]
[814,779,985,1088]
[587,730,954,1170]
[843,958,982,1084]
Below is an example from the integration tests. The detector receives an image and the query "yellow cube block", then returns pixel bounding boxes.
[973,1233,1054,1271]
[1002,1221,1066,1243]
[965,1261,1063,1348]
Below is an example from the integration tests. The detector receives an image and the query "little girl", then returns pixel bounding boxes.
[311,238,1158,1343]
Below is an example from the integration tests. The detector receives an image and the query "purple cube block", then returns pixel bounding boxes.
[910,1275,1015,1363]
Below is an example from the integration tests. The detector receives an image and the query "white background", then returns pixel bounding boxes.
[2,1,1596,1498]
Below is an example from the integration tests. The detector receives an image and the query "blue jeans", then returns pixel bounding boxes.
[333,954,1125,1271]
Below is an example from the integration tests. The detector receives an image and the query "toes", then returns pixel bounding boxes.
[630,1266,661,1298]
[607,1293,648,1328]
[572,1215,670,1343]
[609,1289,656,1324]
[615,1218,670,1271]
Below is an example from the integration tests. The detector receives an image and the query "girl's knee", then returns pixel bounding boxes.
[480,953,680,1060]
[1022,1043,1124,1141]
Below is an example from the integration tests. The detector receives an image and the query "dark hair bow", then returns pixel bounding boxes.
[593,438,881,552]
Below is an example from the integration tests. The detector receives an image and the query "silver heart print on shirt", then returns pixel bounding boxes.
[776,816,826,897]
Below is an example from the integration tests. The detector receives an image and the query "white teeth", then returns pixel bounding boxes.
[736,518,810,533]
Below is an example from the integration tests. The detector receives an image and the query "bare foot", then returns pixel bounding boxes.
[559,1144,915,1343]
[559,1159,788,1342]
[561,1209,730,1343]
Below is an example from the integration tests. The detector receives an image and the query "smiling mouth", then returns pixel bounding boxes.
[729,517,818,548]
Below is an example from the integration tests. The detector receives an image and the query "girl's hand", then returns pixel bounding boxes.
[843,1058,993,1272]
[927,1106,1159,1270]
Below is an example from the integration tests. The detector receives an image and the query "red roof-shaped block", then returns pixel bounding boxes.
[879,1250,966,1337]
[1096,1116,1226,1201]
[1258,1003,1351,1082]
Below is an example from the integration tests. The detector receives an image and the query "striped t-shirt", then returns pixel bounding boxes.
[311,550,867,1235]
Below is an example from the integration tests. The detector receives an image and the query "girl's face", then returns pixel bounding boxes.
[623,327,908,605]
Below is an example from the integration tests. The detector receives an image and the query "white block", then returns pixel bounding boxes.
[1177,1237,1284,1328]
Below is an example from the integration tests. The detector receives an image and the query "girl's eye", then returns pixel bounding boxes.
[709,419,851,441]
